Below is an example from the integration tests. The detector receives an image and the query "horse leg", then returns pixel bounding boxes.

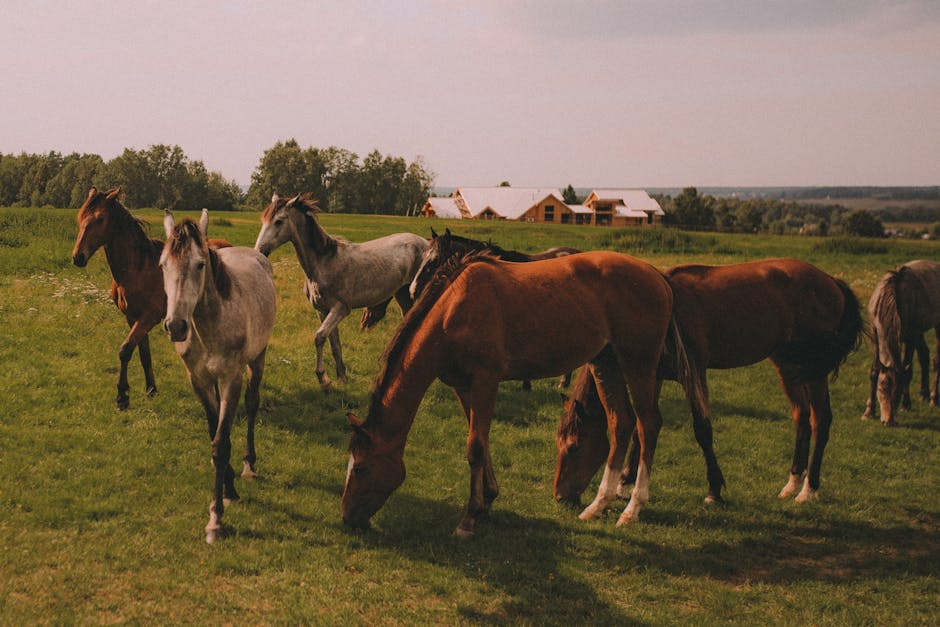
[393,284,414,314]
[314,302,350,390]
[778,376,812,499]
[138,334,157,398]
[559,371,572,389]
[862,334,880,421]
[618,367,664,525]
[580,349,634,521]
[328,328,346,383]
[115,318,151,410]
[618,429,641,499]
[931,326,940,406]
[206,375,242,544]
[913,335,930,403]
[796,378,833,502]
[686,370,725,504]
[454,375,498,538]
[900,341,915,410]
[242,349,266,478]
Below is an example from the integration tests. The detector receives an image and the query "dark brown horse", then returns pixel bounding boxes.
[408,228,581,390]
[863,260,940,426]
[72,187,229,409]
[555,259,863,507]
[342,251,706,535]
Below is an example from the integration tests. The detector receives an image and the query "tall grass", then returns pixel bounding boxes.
[1,207,938,623]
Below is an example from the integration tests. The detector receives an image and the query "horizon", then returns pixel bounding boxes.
[2,2,938,189]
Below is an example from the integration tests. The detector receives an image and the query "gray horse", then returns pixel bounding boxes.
[864,259,940,426]
[254,193,428,390]
[162,209,277,543]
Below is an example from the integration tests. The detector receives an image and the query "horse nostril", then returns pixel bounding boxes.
[166,318,188,341]
[72,253,86,267]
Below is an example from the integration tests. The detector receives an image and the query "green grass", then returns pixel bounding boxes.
[1,207,938,623]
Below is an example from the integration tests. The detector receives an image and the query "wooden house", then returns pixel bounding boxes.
[583,189,664,226]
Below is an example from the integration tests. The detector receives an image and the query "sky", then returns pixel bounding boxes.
[2,1,938,188]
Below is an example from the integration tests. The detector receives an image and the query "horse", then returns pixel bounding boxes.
[71,186,229,409]
[554,259,863,509]
[161,210,277,543]
[342,250,706,536]
[408,227,581,389]
[254,193,429,390]
[863,260,940,426]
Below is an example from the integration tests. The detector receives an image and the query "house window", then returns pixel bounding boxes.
[561,214,571,224]
[544,205,554,222]
[595,203,612,226]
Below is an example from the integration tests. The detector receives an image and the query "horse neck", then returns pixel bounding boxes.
[191,266,224,334]
[368,326,445,450]
[103,231,150,285]
[289,215,336,282]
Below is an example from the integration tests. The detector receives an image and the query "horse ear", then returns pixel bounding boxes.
[444,228,452,238]
[163,209,175,238]
[199,209,209,237]
[287,194,303,210]
[271,193,280,204]
[430,227,439,238]
[347,412,365,429]
[106,187,121,200]
[87,186,98,199]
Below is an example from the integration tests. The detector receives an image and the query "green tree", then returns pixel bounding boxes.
[562,184,579,204]
[841,209,885,238]
[245,139,328,209]
[671,187,715,228]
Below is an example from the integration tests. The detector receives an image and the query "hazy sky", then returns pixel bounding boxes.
[2,1,938,188]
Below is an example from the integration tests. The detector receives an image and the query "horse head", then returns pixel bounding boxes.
[341,413,406,530]
[255,192,322,256]
[553,369,610,503]
[72,186,123,266]
[161,210,212,343]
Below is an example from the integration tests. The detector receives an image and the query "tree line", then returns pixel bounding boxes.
[656,186,940,238]
[0,139,434,214]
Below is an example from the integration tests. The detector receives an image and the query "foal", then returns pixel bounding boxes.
[162,210,276,543]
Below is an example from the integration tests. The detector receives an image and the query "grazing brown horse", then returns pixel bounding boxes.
[863,260,940,426]
[72,187,229,409]
[342,251,706,535]
[554,259,863,507]
[408,228,581,389]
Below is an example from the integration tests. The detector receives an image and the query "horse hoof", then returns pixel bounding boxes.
[881,420,896,428]
[860,413,873,421]
[241,462,257,479]
[205,528,221,544]
[453,526,474,540]
[704,494,724,505]
[578,506,601,521]
[146,386,157,398]
[116,398,130,411]
[795,489,817,503]
[616,512,638,526]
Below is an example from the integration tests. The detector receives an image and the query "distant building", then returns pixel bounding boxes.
[420,186,663,227]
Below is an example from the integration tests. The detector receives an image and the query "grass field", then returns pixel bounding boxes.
[1,207,938,624]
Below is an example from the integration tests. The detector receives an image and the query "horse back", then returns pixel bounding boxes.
[666,258,847,369]
[900,260,940,328]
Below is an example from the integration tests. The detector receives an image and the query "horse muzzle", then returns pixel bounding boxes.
[165,318,189,342]
[72,253,87,267]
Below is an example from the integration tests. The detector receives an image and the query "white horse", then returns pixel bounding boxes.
[254,193,429,390]
[161,209,277,544]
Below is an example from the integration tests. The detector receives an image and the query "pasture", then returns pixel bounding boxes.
[1,207,938,623]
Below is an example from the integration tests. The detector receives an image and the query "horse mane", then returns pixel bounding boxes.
[290,193,340,257]
[556,369,596,440]
[83,190,158,269]
[435,231,530,263]
[870,269,905,370]
[366,251,500,425]
[166,219,231,298]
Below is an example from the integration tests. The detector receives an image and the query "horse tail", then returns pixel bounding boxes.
[869,270,904,372]
[829,278,866,380]
[667,311,709,422]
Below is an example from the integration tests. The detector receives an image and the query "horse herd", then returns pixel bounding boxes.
[70,186,940,543]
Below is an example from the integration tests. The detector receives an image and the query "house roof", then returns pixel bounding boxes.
[591,189,665,216]
[566,204,593,214]
[456,187,564,220]
[423,197,462,219]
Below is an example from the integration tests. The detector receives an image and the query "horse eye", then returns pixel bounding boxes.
[274,219,283,227]
[353,466,368,477]
[196,261,206,270]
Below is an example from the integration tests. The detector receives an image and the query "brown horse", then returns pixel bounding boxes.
[408,228,581,389]
[72,187,229,409]
[342,251,706,536]
[863,260,940,426]
[554,259,863,507]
